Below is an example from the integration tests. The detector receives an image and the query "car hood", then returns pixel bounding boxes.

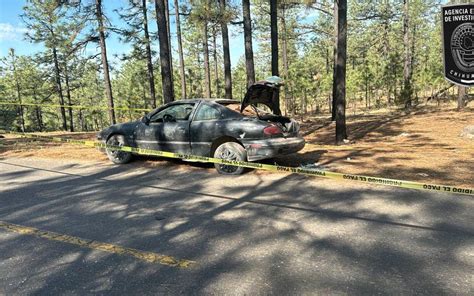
[109,120,140,131]
[240,76,283,116]
[98,120,140,139]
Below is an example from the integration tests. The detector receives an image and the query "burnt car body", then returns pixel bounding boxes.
[97,77,305,174]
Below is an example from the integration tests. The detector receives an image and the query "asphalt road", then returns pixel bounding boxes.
[0,157,473,295]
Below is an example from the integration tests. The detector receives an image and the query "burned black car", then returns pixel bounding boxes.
[97,77,305,174]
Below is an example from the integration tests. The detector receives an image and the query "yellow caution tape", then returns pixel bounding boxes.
[304,143,355,150]
[0,220,195,267]
[4,132,474,197]
[0,101,152,112]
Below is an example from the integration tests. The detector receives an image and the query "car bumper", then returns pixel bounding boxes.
[242,137,305,162]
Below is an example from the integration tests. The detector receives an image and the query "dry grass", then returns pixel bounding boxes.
[0,132,107,161]
[1,105,473,187]
[276,105,474,187]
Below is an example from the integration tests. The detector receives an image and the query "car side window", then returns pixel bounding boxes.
[150,103,194,122]
[194,104,222,121]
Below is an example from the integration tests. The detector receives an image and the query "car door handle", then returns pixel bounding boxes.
[177,127,186,131]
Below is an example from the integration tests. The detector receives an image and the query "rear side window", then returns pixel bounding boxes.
[194,104,221,121]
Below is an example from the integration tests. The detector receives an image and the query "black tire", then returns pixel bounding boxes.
[213,142,247,175]
[106,134,132,164]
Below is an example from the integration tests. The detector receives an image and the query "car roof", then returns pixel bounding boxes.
[170,98,240,105]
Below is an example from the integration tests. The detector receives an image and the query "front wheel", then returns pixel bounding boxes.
[213,142,247,175]
[106,134,132,164]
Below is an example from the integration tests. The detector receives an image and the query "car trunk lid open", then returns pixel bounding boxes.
[237,76,299,137]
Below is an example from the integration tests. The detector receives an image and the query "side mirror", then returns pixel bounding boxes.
[141,116,150,125]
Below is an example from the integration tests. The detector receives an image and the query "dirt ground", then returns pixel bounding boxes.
[1,105,473,188]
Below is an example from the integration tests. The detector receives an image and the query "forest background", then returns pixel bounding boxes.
[0,0,470,144]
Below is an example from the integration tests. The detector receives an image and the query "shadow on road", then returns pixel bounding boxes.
[0,159,473,294]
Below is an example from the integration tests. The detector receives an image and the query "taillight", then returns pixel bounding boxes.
[263,124,282,135]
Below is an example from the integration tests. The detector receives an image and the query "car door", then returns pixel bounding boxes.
[135,103,195,154]
[190,102,225,156]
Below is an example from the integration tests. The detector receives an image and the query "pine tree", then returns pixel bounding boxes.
[94,0,116,124]
[174,0,187,99]
[401,0,413,109]
[155,0,175,103]
[270,0,279,76]
[219,0,232,99]
[242,0,255,87]
[5,49,25,132]
[335,0,348,144]
[22,0,72,130]
[117,0,157,108]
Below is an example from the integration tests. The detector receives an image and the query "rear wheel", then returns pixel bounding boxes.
[213,142,246,175]
[106,134,132,164]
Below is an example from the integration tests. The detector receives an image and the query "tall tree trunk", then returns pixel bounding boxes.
[303,89,307,114]
[269,0,280,114]
[11,51,25,132]
[220,0,232,99]
[174,0,187,99]
[331,1,338,121]
[365,77,369,109]
[453,0,468,111]
[281,7,290,116]
[328,94,332,113]
[411,23,417,104]
[212,28,220,97]
[165,0,173,83]
[382,0,392,106]
[95,0,116,124]
[401,0,412,109]
[335,0,348,144]
[203,22,211,98]
[243,0,255,87]
[79,108,84,131]
[364,53,369,109]
[64,63,74,132]
[52,47,68,130]
[155,0,175,103]
[35,107,43,132]
[142,0,157,108]
[33,89,43,131]
[14,92,25,132]
[458,86,466,110]
[270,0,278,76]
[141,78,147,110]
[197,54,203,97]
[325,47,330,74]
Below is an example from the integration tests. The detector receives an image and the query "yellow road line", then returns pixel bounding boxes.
[0,220,195,268]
